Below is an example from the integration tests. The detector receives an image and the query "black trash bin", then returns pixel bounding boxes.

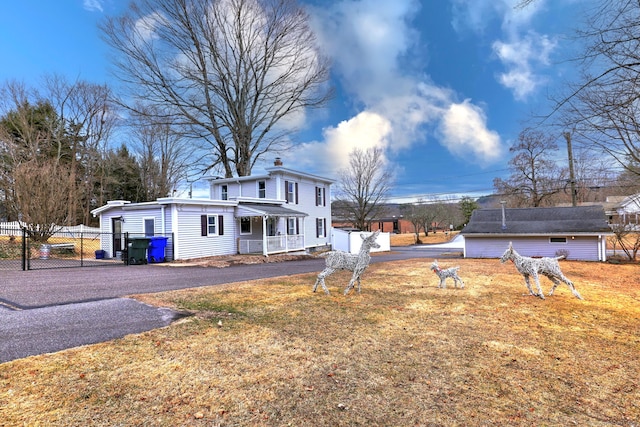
[127,237,150,265]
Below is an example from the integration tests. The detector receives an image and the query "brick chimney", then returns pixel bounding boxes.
[274,157,283,166]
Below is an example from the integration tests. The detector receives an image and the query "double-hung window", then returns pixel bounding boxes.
[221,185,228,200]
[201,215,225,236]
[315,186,326,206]
[258,181,266,198]
[316,218,326,238]
[285,180,297,204]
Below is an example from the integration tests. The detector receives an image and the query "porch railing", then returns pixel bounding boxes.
[238,234,304,255]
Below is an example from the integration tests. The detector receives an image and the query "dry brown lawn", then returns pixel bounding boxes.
[1,256,639,426]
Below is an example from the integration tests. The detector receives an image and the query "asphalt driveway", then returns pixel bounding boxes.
[0,246,460,363]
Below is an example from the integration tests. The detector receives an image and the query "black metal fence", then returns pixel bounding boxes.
[0,224,173,271]
[0,224,26,271]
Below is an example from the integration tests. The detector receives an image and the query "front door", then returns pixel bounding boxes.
[112,218,124,257]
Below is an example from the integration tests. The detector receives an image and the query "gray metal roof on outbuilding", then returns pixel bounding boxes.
[461,205,612,235]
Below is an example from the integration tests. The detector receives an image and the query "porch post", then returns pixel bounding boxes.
[285,217,289,252]
[262,215,268,256]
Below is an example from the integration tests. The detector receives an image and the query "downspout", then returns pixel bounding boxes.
[161,205,166,235]
[172,204,180,260]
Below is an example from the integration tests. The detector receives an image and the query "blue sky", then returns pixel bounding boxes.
[0,0,593,202]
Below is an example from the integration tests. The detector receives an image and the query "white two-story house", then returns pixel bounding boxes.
[208,158,333,255]
[91,159,334,261]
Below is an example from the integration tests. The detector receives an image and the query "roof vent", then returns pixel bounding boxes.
[500,201,507,230]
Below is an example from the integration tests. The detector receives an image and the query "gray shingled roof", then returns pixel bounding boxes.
[461,205,612,235]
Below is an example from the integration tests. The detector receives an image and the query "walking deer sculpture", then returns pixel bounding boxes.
[313,230,381,295]
[500,242,582,300]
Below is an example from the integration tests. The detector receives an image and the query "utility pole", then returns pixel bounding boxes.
[563,132,577,207]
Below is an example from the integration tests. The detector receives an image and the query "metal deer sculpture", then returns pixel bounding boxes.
[500,242,582,300]
[313,230,381,295]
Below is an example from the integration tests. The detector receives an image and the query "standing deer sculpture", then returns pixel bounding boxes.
[430,259,465,289]
[313,230,381,295]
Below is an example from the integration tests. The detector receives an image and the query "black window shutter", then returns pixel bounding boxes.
[285,180,289,202]
[323,187,326,206]
[295,182,299,204]
[323,218,327,237]
[200,215,207,236]
[218,215,224,235]
[315,187,319,206]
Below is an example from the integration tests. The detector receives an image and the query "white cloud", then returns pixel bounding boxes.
[134,12,165,44]
[83,0,104,13]
[288,112,392,175]
[299,0,503,175]
[493,32,556,100]
[450,0,559,100]
[439,100,502,164]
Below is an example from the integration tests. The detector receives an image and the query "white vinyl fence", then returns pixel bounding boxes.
[330,228,390,254]
[0,222,100,238]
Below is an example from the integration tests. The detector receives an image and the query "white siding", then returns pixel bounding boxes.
[204,168,334,253]
[464,236,603,261]
[293,177,331,249]
[265,177,279,199]
[173,205,237,259]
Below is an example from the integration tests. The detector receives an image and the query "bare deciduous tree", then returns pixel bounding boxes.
[101,0,332,178]
[129,105,190,200]
[549,1,640,180]
[609,220,640,261]
[493,128,566,207]
[334,147,394,231]
[400,202,425,243]
[44,75,117,224]
[12,160,72,242]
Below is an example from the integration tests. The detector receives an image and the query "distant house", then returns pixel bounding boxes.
[461,205,612,261]
[603,193,640,227]
[91,159,334,260]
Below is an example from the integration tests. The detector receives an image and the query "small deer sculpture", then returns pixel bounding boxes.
[430,259,465,289]
[313,230,381,295]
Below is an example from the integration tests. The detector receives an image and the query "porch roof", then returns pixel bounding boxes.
[236,203,308,218]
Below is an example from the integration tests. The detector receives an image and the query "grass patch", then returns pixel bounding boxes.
[1,259,639,426]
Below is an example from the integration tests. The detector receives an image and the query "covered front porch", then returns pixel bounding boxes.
[235,203,308,256]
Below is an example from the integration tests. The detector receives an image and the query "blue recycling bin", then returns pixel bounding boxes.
[147,236,168,263]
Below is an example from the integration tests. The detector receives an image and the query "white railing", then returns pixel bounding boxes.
[0,222,101,238]
[238,234,305,255]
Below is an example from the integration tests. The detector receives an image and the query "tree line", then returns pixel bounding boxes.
[0,77,189,238]
[0,0,330,241]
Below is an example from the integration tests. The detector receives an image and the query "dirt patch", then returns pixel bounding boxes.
[166,253,316,268]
